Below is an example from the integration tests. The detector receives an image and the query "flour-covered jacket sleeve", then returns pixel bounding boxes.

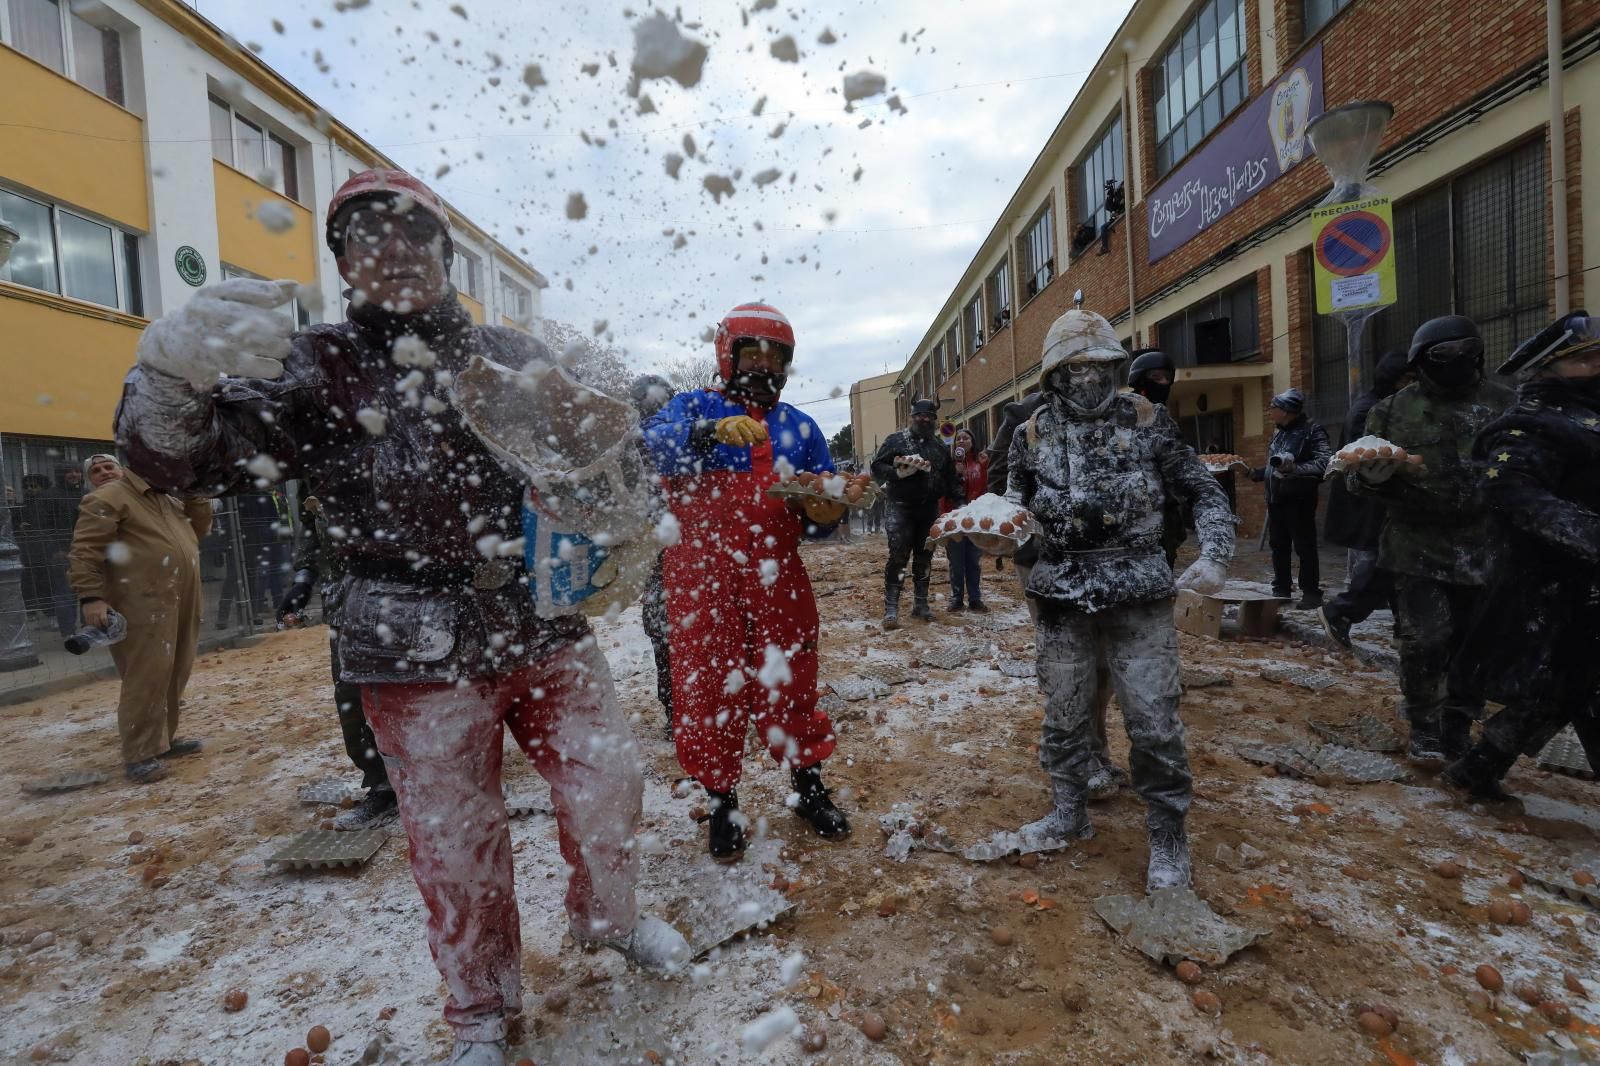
[643,389,720,476]
[1004,421,1037,508]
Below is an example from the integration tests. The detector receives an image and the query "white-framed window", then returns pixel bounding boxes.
[985,258,1012,332]
[1,183,141,314]
[962,295,984,355]
[499,272,533,320]
[222,264,309,328]
[1153,0,1249,178]
[1019,203,1055,301]
[1,0,125,105]
[451,248,482,299]
[208,94,301,203]
[1073,114,1125,251]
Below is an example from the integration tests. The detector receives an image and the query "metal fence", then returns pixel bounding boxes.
[0,433,297,700]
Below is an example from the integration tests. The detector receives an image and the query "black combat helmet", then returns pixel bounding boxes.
[1127,348,1176,403]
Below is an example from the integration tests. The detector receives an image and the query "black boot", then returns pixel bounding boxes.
[882,584,901,631]
[1317,604,1353,649]
[1407,724,1446,768]
[335,783,399,830]
[791,765,850,839]
[910,576,932,621]
[1441,711,1474,763]
[1442,744,1521,807]
[705,789,746,862]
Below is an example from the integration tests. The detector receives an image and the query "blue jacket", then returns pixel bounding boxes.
[643,388,834,479]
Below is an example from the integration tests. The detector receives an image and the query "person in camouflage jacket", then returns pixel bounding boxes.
[1349,315,1511,765]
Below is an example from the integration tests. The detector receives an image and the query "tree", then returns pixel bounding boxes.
[543,319,633,398]
[828,424,854,464]
[658,354,720,394]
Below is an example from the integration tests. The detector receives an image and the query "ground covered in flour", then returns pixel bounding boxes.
[4,537,1600,1065]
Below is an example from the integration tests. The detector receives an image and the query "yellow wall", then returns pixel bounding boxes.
[460,294,485,324]
[212,161,318,284]
[0,285,141,439]
[0,45,148,230]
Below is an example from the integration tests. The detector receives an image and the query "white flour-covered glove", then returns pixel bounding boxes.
[1175,557,1227,595]
[137,278,299,386]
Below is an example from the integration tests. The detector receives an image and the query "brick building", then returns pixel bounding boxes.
[894,0,1599,534]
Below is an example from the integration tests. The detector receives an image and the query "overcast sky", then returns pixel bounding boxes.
[198,0,1136,437]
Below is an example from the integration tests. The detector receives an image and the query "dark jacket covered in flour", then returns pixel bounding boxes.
[1452,379,1600,709]
[1005,393,1234,612]
[115,295,585,685]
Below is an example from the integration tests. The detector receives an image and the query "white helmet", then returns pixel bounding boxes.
[1040,309,1126,379]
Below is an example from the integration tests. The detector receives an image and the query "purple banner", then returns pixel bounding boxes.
[1147,43,1324,263]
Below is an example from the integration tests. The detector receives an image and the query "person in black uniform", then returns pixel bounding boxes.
[870,399,961,628]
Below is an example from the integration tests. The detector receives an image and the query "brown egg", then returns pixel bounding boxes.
[223,988,248,1012]
[1360,448,1378,459]
[127,831,144,845]
[1467,989,1493,1010]
[1487,899,1514,925]
[1575,870,1595,887]
[797,471,817,486]
[998,522,1015,535]
[1407,453,1424,465]
[798,1025,827,1053]
[142,863,163,882]
[1192,990,1221,1015]
[860,1013,887,1041]
[1508,872,1525,889]
[1366,1004,1399,1029]
[29,1046,50,1062]
[1510,901,1532,925]
[1540,1000,1573,1026]
[1514,981,1545,1006]
[306,1026,331,1054]
[1377,446,1394,458]
[1357,1011,1394,1037]
[1175,961,1203,985]
[1435,860,1465,879]
[929,523,943,539]
[1476,965,1504,992]
[1565,971,1587,998]
[990,927,1013,947]
[943,519,957,533]
[960,516,975,530]
[845,485,864,503]
[979,517,994,530]
[285,1051,311,1066]
[1016,852,1038,869]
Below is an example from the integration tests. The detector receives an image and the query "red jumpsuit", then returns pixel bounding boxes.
[644,388,839,791]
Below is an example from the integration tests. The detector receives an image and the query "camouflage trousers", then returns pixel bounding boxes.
[1393,575,1484,743]
[1035,597,1191,827]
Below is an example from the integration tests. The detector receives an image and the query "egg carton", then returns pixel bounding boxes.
[1180,666,1232,689]
[766,478,881,509]
[1094,886,1270,967]
[825,677,891,702]
[917,644,978,671]
[1259,663,1340,691]
[672,838,796,957]
[996,658,1038,679]
[879,804,960,863]
[1308,715,1404,753]
[22,770,109,795]
[857,662,916,686]
[960,825,1080,862]
[1518,866,1600,911]
[296,779,366,806]
[267,829,388,871]
[1234,740,1406,784]
[1536,726,1594,778]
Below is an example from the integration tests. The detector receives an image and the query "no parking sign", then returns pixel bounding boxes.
[1311,196,1397,314]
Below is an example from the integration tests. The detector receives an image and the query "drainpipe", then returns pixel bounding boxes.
[1549,0,1570,316]
[1122,55,1140,344]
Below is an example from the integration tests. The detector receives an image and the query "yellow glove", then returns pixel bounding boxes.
[802,497,847,526]
[715,415,769,447]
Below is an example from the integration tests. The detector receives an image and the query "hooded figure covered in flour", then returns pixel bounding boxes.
[1005,307,1234,892]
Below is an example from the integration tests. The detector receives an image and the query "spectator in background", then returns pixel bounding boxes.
[1252,388,1332,608]
[1318,352,1414,647]
[16,474,52,617]
[67,454,212,784]
[944,428,988,612]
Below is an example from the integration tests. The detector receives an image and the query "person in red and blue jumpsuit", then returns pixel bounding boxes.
[644,303,851,861]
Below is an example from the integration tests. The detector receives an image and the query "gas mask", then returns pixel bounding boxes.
[1049,362,1121,419]
[1417,337,1483,395]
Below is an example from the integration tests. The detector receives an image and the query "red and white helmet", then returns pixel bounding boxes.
[714,302,796,383]
[325,168,452,257]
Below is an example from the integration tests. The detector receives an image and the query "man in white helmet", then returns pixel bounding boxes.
[1005,307,1234,892]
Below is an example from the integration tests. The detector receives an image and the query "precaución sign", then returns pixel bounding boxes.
[1311,196,1396,314]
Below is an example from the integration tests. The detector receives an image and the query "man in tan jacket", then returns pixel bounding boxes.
[67,454,212,783]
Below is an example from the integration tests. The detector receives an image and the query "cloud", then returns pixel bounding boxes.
[201,0,1135,434]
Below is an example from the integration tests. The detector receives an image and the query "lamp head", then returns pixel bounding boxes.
[1307,100,1394,202]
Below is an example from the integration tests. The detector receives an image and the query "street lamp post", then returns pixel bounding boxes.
[0,214,43,671]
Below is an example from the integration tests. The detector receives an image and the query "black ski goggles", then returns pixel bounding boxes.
[1421,337,1483,362]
